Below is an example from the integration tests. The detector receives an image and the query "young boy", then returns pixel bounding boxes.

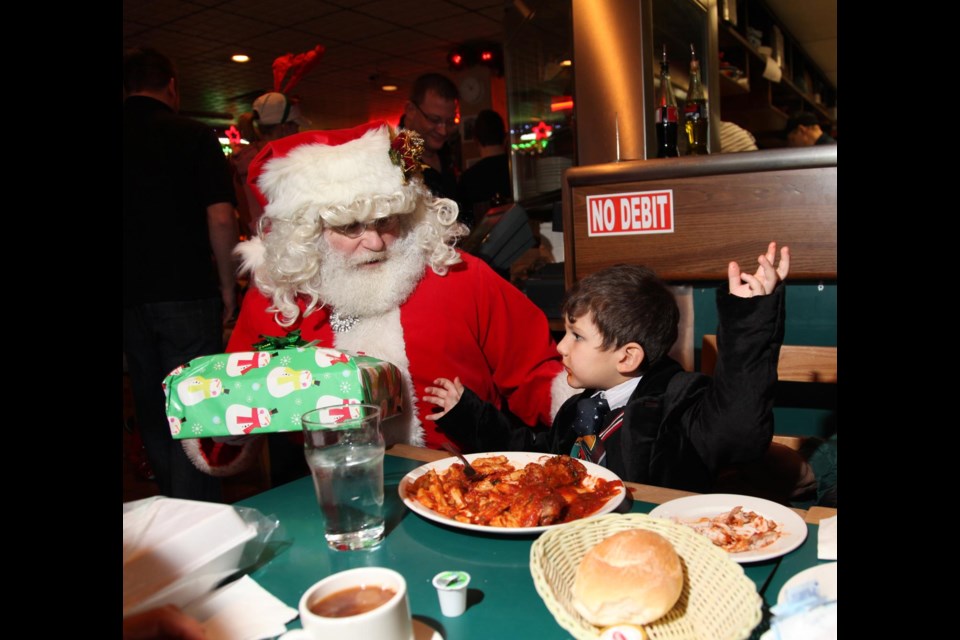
[424,242,789,492]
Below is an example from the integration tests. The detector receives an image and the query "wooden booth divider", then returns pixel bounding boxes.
[561,146,837,289]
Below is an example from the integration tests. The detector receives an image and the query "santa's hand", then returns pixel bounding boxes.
[423,377,464,421]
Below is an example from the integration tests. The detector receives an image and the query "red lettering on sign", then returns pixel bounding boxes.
[585,190,675,237]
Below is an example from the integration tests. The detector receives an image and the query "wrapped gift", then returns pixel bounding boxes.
[163,335,403,440]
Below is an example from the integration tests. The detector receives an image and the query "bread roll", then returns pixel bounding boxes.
[571,529,684,626]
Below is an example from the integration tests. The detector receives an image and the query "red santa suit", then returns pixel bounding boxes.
[182,122,574,475]
[186,252,570,475]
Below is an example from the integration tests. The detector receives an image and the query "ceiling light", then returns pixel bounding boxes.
[560,59,572,67]
[381,84,398,92]
[232,54,250,63]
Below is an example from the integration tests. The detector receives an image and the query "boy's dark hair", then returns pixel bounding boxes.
[562,264,679,372]
[474,109,506,146]
[123,47,177,95]
[409,73,459,105]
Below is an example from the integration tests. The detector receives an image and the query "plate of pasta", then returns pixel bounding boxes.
[399,452,627,534]
[648,494,807,563]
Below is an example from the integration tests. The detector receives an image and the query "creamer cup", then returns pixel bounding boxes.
[432,571,470,617]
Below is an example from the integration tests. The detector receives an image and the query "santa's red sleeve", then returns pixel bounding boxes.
[469,258,576,427]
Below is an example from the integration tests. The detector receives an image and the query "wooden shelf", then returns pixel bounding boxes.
[719,72,750,97]
[716,1,836,144]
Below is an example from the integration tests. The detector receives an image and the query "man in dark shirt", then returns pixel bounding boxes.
[123,47,238,501]
[784,111,836,147]
[403,74,459,200]
[458,109,511,227]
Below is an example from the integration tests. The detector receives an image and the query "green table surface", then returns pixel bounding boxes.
[763,522,832,604]
[236,454,823,638]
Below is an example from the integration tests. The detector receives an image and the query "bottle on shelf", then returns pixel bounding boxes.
[655,44,679,158]
[684,43,709,155]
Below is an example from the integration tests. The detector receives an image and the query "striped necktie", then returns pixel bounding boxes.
[570,394,610,465]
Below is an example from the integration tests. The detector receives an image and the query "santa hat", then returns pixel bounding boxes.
[246,120,424,225]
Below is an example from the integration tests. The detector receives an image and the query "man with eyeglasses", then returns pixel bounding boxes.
[182,121,575,477]
[402,73,460,201]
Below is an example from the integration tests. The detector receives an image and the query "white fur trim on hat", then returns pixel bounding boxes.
[257,124,412,224]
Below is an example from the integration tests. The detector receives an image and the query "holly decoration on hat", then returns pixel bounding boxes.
[389,129,425,183]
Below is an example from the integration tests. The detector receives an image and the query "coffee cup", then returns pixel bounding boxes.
[279,567,411,640]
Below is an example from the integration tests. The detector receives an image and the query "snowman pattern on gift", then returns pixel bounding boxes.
[225,405,278,435]
[265,367,314,397]
[168,415,185,436]
[163,362,193,399]
[225,351,275,377]
[176,375,228,406]
[313,348,362,393]
[314,396,363,424]
[314,348,350,367]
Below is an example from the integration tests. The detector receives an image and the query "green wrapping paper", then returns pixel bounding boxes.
[163,345,403,439]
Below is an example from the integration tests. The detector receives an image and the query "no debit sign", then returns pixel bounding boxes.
[586,190,675,237]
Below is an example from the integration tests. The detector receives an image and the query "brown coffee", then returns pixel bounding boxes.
[309,585,397,618]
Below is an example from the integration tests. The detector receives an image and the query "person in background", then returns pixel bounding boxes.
[457,109,512,228]
[424,243,789,493]
[784,111,836,147]
[235,111,258,145]
[182,121,575,477]
[402,73,459,200]
[718,120,759,153]
[123,46,238,501]
[231,92,307,236]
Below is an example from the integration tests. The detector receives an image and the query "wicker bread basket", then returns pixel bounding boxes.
[529,513,761,640]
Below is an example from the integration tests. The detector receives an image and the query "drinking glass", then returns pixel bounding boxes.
[301,404,384,550]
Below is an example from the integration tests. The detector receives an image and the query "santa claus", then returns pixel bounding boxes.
[185,120,574,475]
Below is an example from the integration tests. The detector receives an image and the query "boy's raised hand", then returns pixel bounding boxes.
[728,241,790,298]
[423,376,465,421]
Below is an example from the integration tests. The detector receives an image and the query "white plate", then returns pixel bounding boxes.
[648,493,807,563]
[399,451,627,535]
[778,562,838,603]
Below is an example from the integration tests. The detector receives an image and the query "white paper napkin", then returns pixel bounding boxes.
[761,601,837,640]
[184,575,298,640]
[817,515,837,560]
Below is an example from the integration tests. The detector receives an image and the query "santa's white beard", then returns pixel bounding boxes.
[317,231,426,447]
[317,231,427,318]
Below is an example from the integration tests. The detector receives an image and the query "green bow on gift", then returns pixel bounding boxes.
[251,330,318,351]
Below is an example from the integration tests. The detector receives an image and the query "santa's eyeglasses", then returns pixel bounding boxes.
[328,215,401,238]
